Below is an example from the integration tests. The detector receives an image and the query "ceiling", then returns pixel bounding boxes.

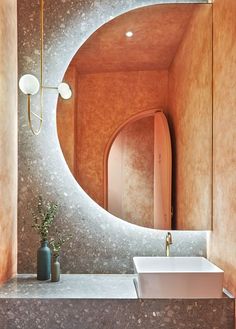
[71,4,196,73]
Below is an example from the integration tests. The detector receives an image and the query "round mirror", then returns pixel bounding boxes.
[57,4,213,231]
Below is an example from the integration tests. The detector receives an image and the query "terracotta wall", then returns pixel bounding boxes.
[168,5,212,230]
[0,0,17,283]
[208,0,236,297]
[57,65,76,175]
[76,70,168,207]
[108,116,154,228]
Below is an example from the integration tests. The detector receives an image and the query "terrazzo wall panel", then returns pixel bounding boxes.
[168,5,212,230]
[18,0,209,274]
[208,0,236,297]
[0,0,17,283]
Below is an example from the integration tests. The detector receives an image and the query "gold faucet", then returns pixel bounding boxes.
[165,232,172,257]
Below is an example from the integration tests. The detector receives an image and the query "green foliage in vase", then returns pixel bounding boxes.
[32,196,58,242]
[49,231,72,257]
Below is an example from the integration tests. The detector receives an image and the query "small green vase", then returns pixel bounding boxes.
[51,255,60,282]
[37,240,51,280]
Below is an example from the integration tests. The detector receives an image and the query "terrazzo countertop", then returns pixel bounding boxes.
[0,274,232,299]
[0,274,138,299]
[0,275,234,329]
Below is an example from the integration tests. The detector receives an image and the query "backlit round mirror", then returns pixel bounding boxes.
[57,4,213,231]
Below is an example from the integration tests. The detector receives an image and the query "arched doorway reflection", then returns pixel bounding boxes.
[105,110,172,229]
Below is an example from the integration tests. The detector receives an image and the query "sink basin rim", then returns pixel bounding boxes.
[133,257,224,298]
[133,256,224,274]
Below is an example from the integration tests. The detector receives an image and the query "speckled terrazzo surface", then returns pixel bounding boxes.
[0,275,234,329]
[18,0,210,275]
[0,299,234,328]
[0,274,137,299]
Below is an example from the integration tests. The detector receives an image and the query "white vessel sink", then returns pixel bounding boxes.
[133,257,224,298]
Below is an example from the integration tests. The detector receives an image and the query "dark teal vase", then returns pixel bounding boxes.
[37,241,51,280]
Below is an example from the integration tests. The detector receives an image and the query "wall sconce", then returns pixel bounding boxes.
[18,0,72,136]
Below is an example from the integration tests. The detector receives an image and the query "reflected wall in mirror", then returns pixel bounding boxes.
[57,3,213,230]
[106,110,172,229]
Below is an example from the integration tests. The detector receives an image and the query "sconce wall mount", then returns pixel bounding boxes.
[19,0,72,135]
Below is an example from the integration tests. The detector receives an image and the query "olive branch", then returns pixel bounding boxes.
[49,231,72,257]
[32,196,58,242]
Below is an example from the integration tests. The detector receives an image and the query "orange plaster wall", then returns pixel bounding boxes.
[208,0,236,297]
[0,0,17,283]
[168,5,212,230]
[57,66,76,175]
[108,116,154,228]
[76,70,168,207]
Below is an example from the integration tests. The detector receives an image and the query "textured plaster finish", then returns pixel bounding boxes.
[0,0,17,283]
[168,5,212,230]
[0,297,234,329]
[18,0,208,274]
[71,4,195,73]
[75,70,168,208]
[58,5,212,231]
[108,116,154,227]
[208,0,236,297]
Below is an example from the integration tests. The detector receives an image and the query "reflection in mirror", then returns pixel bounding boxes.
[57,3,212,230]
[106,111,171,229]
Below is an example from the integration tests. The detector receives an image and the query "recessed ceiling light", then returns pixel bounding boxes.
[125,31,133,38]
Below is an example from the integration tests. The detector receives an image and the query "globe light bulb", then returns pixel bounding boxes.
[19,74,40,95]
[58,82,72,100]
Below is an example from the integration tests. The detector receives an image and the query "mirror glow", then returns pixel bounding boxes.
[57,4,213,231]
